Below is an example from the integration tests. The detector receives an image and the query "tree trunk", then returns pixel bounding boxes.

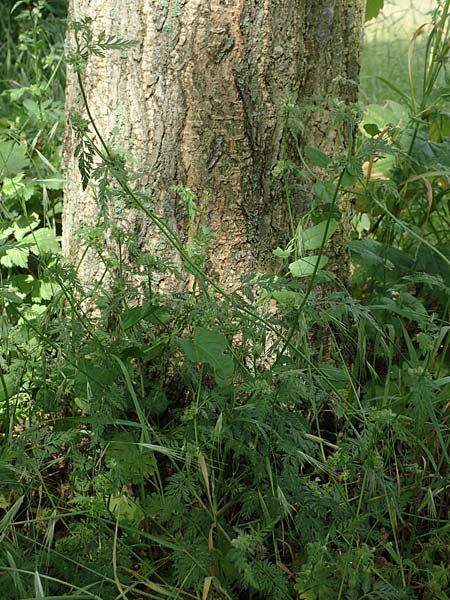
[63,0,365,292]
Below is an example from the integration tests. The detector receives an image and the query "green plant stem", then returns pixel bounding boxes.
[273,166,347,367]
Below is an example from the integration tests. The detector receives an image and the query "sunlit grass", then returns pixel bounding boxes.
[360,0,437,103]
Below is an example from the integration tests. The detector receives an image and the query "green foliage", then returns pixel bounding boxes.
[0,3,449,600]
[179,327,234,387]
[365,0,385,22]
[0,0,64,315]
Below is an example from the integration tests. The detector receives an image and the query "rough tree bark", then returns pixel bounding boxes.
[63,0,365,291]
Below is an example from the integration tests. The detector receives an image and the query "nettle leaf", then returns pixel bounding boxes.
[304,146,331,169]
[289,255,328,278]
[179,327,234,386]
[300,220,337,252]
[0,140,30,176]
[365,0,384,22]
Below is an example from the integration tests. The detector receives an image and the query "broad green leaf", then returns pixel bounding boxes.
[0,289,25,304]
[12,214,40,241]
[361,105,392,135]
[179,327,234,387]
[365,0,384,21]
[300,220,337,251]
[0,140,30,176]
[121,305,148,329]
[388,292,428,323]
[31,279,60,302]
[289,255,329,278]
[385,100,410,129]
[348,239,394,269]
[319,365,349,389]
[429,113,450,142]
[2,174,34,200]
[341,169,358,188]
[74,357,119,400]
[363,123,381,137]
[0,374,17,403]
[348,238,412,271]
[0,245,30,268]
[107,492,145,527]
[5,273,34,297]
[19,304,46,321]
[351,213,371,236]
[313,180,336,203]
[0,225,13,237]
[367,155,395,179]
[304,146,331,169]
[22,228,61,255]
[273,246,292,258]
[22,98,41,118]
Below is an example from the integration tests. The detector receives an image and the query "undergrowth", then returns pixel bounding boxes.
[0,2,449,599]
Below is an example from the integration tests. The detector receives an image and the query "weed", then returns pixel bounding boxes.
[0,2,449,599]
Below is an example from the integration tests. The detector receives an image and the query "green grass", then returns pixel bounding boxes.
[0,2,449,599]
[361,0,437,103]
